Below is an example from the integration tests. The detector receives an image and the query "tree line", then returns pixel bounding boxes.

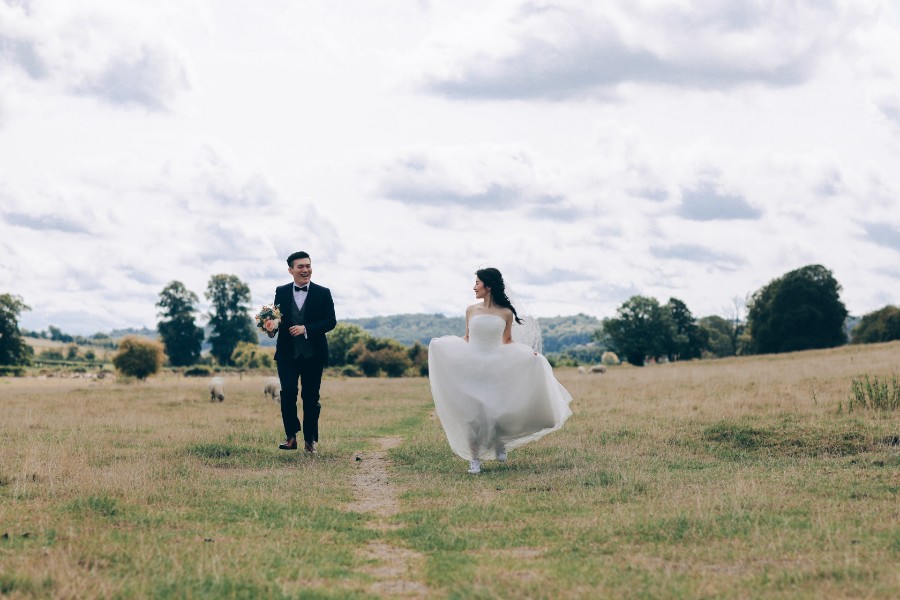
[2,263,898,376]
[598,264,899,366]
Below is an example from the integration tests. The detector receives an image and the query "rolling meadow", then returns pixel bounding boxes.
[1,341,899,599]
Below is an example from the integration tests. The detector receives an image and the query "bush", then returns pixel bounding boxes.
[848,374,900,412]
[112,336,165,380]
[851,305,900,344]
[184,366,212,377]
[601,351,620,365]
[0,365,25,377]
[339,365,363,377]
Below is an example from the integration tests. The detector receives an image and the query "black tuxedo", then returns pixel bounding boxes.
[273,281,336,443]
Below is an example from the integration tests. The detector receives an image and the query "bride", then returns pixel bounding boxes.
[428,267,573,474]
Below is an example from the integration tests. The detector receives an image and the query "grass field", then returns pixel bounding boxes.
[2,341,899,599]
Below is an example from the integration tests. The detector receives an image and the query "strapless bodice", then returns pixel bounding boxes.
[468,314,505,351]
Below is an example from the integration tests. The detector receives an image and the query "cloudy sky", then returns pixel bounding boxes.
[2,0,899,335]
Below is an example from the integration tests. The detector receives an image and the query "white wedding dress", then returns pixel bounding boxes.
[428,314,573,461]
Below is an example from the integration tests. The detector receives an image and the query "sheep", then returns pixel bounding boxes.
[264,376,281,402]
[208,376,225,402]
[577,366,586,374]
[590,364,607,374]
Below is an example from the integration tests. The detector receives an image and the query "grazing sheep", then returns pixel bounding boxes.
[264,377,281,402]
[590,364,607,374]
[577,366,586,374]
[208,376,225,402]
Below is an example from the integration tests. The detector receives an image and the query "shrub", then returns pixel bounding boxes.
[0,365,25,377]
[408,341,428,376]
[848,374,900,412]
[851,305,900,344]
[601,351,620,365]
[112,336,165,380]
[349,338,412,377]
[184,366,212,377]
[339,365,363,377]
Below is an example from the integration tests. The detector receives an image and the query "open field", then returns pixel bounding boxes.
[2,341,899,598]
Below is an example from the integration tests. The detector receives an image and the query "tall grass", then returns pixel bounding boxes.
[2,340,900,598]
[848,373,900,411]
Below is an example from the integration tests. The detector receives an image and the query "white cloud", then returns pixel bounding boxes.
[0,0,195,112]
[411,0,864,100]
[2,0,900,335]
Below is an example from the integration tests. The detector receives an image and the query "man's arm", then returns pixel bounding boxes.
[304,288,337,336]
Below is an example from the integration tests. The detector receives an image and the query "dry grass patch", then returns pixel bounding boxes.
[3,341,900,598]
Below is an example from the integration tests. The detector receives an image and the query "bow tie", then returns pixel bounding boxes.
[294,285,308,292]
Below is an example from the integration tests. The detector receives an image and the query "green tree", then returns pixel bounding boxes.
[349,337,412,377]
[408,341,428,376]
[0,293,33,366]
[851,305,900,344]
[747,264,848,354]
[665,297,707,361]
[326,322,372,367]
[112,336,165,380]
[156,281,204,366]
[601,296,673,366]
[698,315,736,357]
[205,274,256,366]
[47,325,73,343]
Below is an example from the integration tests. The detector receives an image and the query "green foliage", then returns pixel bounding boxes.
[549,343,606,366]
[326,322,372,366]
[851,305,900,344]
[601,296,673,366]
[848,374,900,412]
[339,364,363,377]
[183,366,212,377]
[230,341,273,369]
[698,315,738,357]
[665,298,708,361]
[408,341,429,376]
[112,336,165,380]
[38,349,64,361]
[343,313,463,346]
[205,274,256,366]
[0,365,26,377]
[156,281,204,366]
[538,313,603,352]
[747,264,848,354]
[0,293,31,366]
[348,337,412,377]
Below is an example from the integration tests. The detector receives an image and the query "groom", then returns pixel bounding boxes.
[269,251,337,453]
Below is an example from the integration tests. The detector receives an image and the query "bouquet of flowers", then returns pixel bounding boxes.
[255,304,282,334]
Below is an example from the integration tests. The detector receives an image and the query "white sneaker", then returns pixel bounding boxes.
[496,447,507,462]
[467,460,481,474]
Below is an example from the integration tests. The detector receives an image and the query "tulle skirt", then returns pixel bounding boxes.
[428,335,573,461]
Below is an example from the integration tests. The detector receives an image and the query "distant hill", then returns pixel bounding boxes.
[340,312,602,353]
[109,327,158,340]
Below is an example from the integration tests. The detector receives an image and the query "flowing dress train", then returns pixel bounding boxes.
[428,314,573,461]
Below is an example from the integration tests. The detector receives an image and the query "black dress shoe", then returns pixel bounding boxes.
[304,441,318,454]
[279,437,297,450]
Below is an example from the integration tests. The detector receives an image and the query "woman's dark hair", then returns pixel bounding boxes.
[476,267,523,324]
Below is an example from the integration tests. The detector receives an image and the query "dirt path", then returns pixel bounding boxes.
[347,436,430,598]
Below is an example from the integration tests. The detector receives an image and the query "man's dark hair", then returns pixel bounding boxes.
[287,251,310,268]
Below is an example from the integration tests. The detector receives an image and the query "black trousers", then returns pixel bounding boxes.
[277,354,324,443]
